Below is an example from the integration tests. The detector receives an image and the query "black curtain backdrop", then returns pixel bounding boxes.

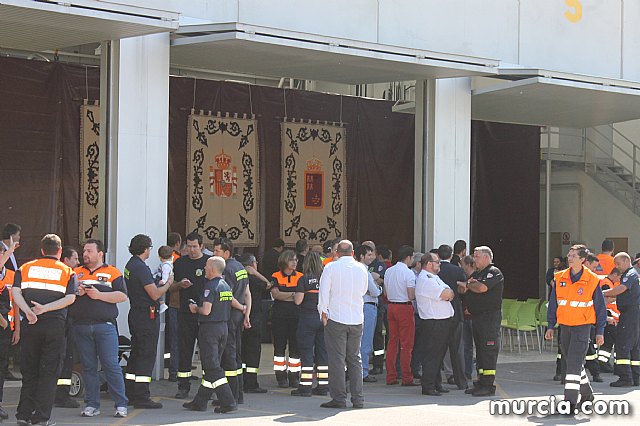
[471,121,541,300]
[0,58,100,262]
[168,77,416,255]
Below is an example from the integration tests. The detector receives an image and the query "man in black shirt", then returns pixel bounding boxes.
[451,240,466,267]
[172,233,210,399]
[71,239,129,418]
[239,253,270,393]
[183,256,237,414]
[124,234,171,409]
[213,238,250,405]
[458,246,504,397]
[259,239,284,279]
[295,239,308,273]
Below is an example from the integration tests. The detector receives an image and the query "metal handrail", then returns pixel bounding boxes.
[590,126,637,164]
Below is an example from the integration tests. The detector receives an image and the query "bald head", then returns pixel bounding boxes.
[205,256,226,279]
[336,240,354,257]
[614,252,632,271]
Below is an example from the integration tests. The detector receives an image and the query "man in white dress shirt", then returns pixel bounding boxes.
[415,253,455,396]
[318,240,368,409]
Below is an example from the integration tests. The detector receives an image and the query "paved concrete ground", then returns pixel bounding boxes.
[2,344,639,425]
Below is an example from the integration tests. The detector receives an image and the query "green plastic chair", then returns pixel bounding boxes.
[500,299,517,348]
[513,302,541,353]
[502,301,525,352]
[526,298,540,304]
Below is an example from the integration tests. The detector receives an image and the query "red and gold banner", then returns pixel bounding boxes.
[281,120,346,246]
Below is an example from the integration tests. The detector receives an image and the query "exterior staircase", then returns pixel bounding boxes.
[542,125,640,216]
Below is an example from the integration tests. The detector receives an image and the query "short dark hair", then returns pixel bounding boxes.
[420,252,437,268]
[438,244,453,261]
[213,237,233,254]
[586,253,599,264]
[41,234,62,256]
[238,252,257,267]
[85,239,105,254]
[129,234,152,256]
[602,239,614,252]
[272,238,285,249]
[355,244,373,261]
[186,232,203,245]
[167,232,181,247]
[610,267,621,276]
[462,255,474,267]
[61,247,77,261]
[378,244,391,260]
[1,223,21,240]
[429,248,439,255]
[453,240,467,255]
[295,239,308,254]
[397,245,414,262]
[569,244,589,259]
[322,240,333,254]
[158,245,173,259]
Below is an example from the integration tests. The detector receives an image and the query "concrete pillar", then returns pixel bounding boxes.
[103,33,171,379]
[415,78,471,251]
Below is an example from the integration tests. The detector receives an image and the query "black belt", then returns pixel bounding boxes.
[365,302,377,307]
[389,301,412,305]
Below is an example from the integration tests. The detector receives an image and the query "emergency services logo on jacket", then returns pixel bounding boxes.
[577,287,584,295]
[204,289,210,298]
[77,272,84,279]
[196,269,203,277]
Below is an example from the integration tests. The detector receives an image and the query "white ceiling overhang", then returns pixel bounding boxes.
[171,23,500,84]
[0,0,178,51]
[471,69,640,128]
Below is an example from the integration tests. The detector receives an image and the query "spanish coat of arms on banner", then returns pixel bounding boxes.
[281,120,346,246]
[187,112,260,247]
[79,102,104,242]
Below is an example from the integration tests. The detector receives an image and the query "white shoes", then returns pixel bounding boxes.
[81,407,100,417]
[114,407,128,418]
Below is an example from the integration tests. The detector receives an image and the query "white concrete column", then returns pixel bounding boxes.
[418,78,471,250]
[103,33,170,378]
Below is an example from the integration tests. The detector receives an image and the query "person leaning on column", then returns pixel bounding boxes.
[545,244,607,415]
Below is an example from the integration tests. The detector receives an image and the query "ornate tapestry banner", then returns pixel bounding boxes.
[281,120,346,246]
[187,112,260,247]
[79,103,104,242]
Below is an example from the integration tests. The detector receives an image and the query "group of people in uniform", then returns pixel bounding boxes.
[546,240,640,414]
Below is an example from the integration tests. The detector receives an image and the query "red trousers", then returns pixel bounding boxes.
[385,303,415,384]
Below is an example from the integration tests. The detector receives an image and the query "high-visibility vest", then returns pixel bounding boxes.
[271,270,303,288]
[0,269,16,330]
[596,254,615,276]
[554,266,600,326]
[322,257,333,266]
[19,257,74,295]
[600,276,620,323]
[171,251,180,263]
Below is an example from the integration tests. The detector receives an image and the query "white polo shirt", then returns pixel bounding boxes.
[384,262,416,302]
[415,270,454,320]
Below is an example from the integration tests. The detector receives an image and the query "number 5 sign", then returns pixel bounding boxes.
[565,0,583,23]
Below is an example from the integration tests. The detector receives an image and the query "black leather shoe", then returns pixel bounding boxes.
[134,399,163,409]
[183,400,207,411]
[553,374,562,381]
[352,402,364,409]
[291,389,312,397]
[277,380,289,388]
[464,386,479,394]
[471,387,496,397]
[592,374,603,383]
[214,405,237,414]
[435,387,450,393]
[363,375,378,383]
[175,389,190,399]
[447,376,456,385]
[312,387,328,396]
[610,379,633,387]
[320,400,347,409]
[245,387,267,394]
[369,367,383,375]
[422,389,442,396]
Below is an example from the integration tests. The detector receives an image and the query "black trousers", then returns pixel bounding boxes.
[447,320,467,388]
[297,313,328,389]
[471,310,501,389]
[272,316,300,383]
[559,324,593,405]
[418,317,452,391]
[0,325,11,402]
[584,326,600,376]
[241,317,262,389]
[193,322,235,407]
[55,318,75,400]
[372,304,387,369]
[598,322,617,364]
[177,312,199,392]
[614,305,640,382]
[411,314,424,375]
[126,307,160,402]
[221,312,243,402]
[16,318,65,423]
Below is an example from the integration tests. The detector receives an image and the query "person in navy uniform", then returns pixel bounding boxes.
[183,257,237,414]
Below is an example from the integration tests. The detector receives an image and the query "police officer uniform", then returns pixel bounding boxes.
[124,255,161,407]
[271,270,303,387]
[548,266,607,409]
[183,276,237,413]
[610,267,640,386]
[173,254,210,398]
[464,263,503,396]
[292,273,328,397]
[14,256,77,425]
[54,315,78,408]
[220,257,249,403]
[242,274,268,393]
